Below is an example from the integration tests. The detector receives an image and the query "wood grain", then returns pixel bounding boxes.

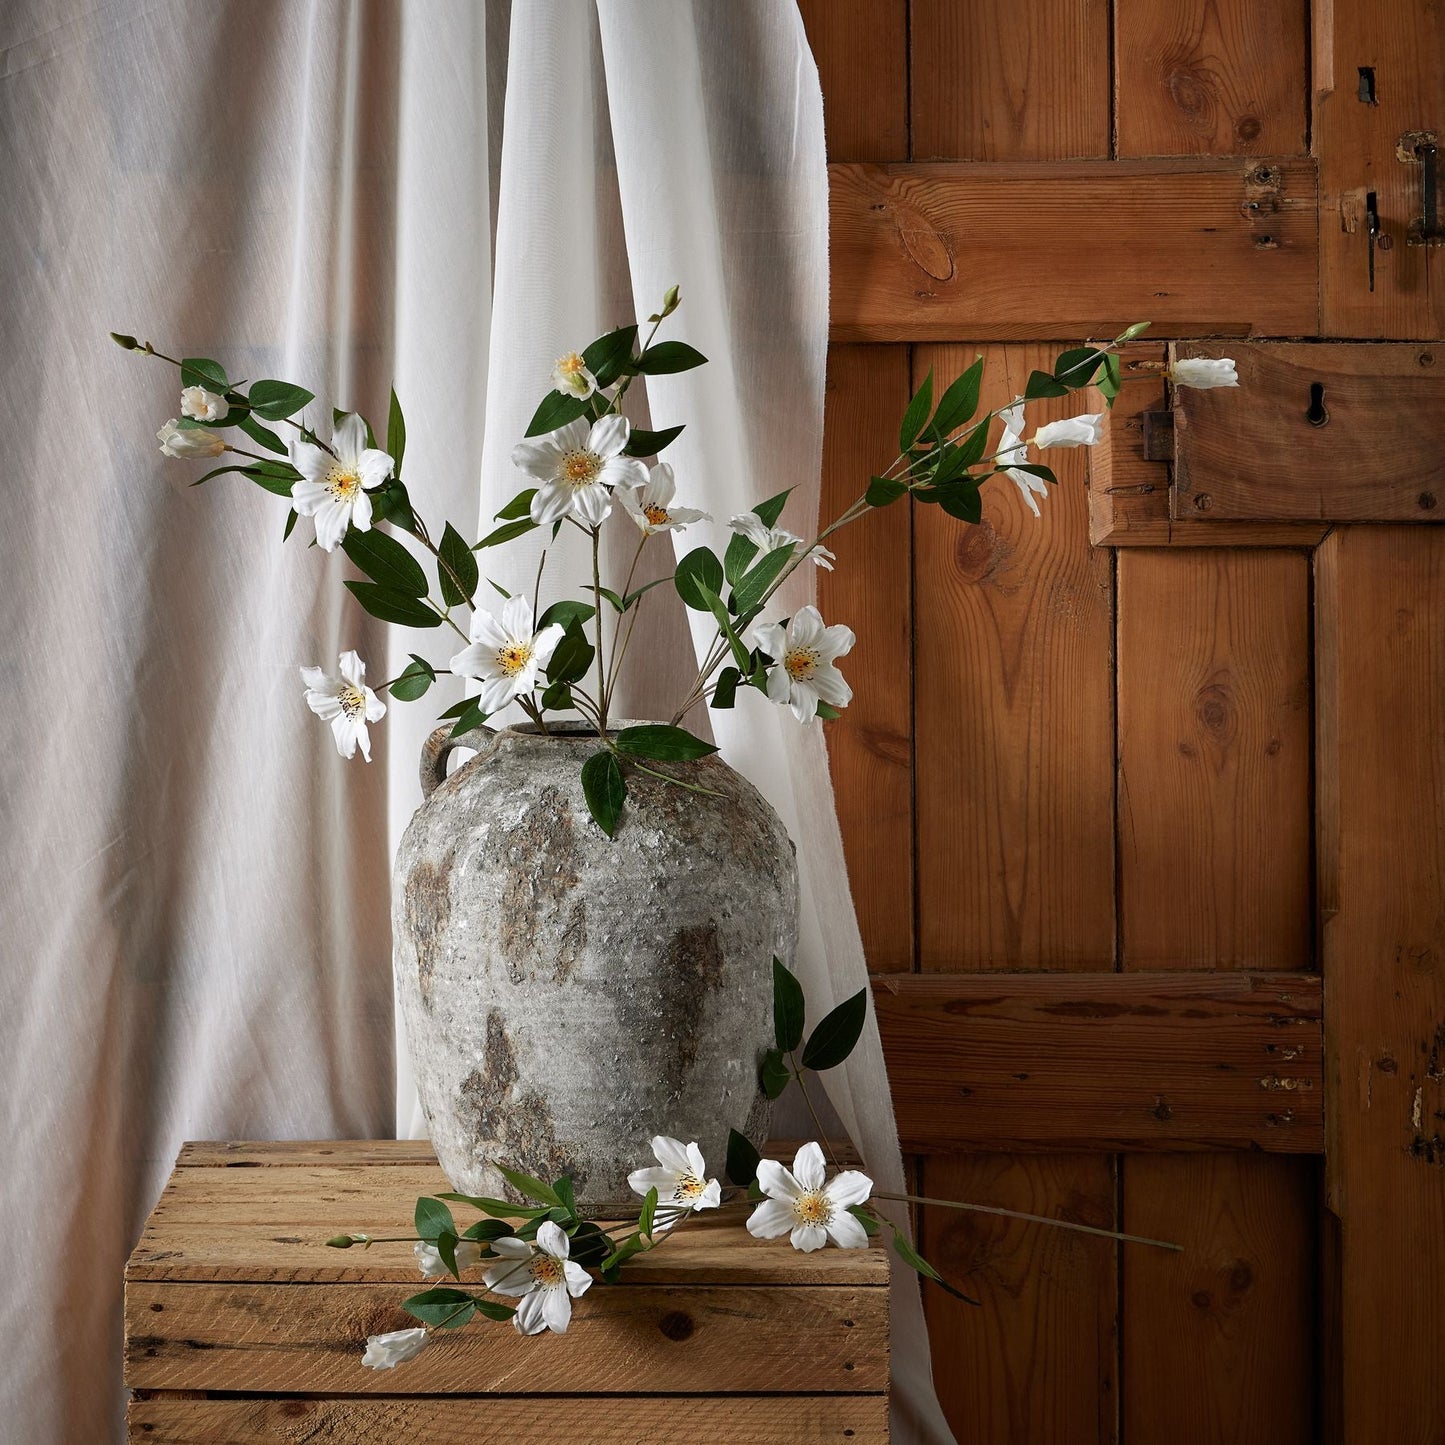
[126,1394,891,1443]
[876,971,1323,1152]
[819,346,914,971]
[1172,342,1445,522]
[1120,1154,1317,1444]
[1115,0,1308,157]
[1117,549,1313,968]
[829,159,1319,342]
[921,1153,1117,1445]
[914,343,1115,970]
[796,0,908,162]
[1316,525,1445,1443]
[1315,0,1445,338]
[909,0,1110,161]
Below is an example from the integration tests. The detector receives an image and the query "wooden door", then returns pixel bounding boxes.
[799,1,1445,1440]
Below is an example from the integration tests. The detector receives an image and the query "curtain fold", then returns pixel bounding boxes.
[0,2,950,1438]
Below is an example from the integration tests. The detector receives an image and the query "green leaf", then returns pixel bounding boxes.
[582,324,638,388]
[180,357,228,391]
[525,389,591,438]
[596,587,625,612]
[674,546,725,612]
[547,621,595,685]
[937,483,983,525]
[623,576,671,609]
[436,1230,460,1278]
[475,517,537,550]
[389,656,435,702]
[1024,369,1070,401]
[801,987,868,1072]
[448,699,489,739]
[636,340,707,374]
[711,666,741,709]
[436,1192,550,1219]
[753,487,793,529]
[581,750,626,837]
[387,387,406,473]
[772,956,805,1053]
[568,1219,610,1267]
[473,1298,519,1321]
[1098,352,1123,408]
[552,1175,579,1220]
[539,680,574,711]
[283,508,298,542]
[242,462,301,498]
[615,725,717,762]
[622,423,685,458]
[461,1219,517,1242]
[189,464,252,488]
[403,1286,476,1329]
[1010,462,1057,486]
[374,480,419,536]
[237,411,288,455]
[1053,347,1104,387]
[248,379,315,421]
[932,356,984,436]
[723,531,759,586]
[730,544,793,618]
[415,1196,458,1242]
[537,600,596,632]
[601,1232,649,1279]
[639,1185,659,1238]
[816,701,843,721]
[496,489,538,521]
[760,1047,791,1099]
[866,476,908,507]
[848,1204,882,1237]
[899,368,934,451]
[726,1129,761,1187]
[439,522,480,606]
[891,1229,980,1305]
[495,1165,564,1208]
[342,528,428,597]
[344,580,441,628]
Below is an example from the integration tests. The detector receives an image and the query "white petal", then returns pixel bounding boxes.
[563,1260,593,1297]
[684,1142,707,1179]
[1006,467,1044,518]
[490,1237,534,1261]
[793,1142,827,1192]
[414,1242,447,1277]
[338,650,365,688]
[483,1259,532,1296]
[331,713,360,759]
[789,606,825,648]
[289,441,332,486]
[652,1136,693,1173]
[468,608,510,649]
[313,498,351,552]
[746,1198,797,1238]
[331,412,368,465]
[500,594,535,641]
[290,478,329,516]
[789,685,818,723]
[750,622,787,660]
[825,1211,870,1250]
[358,447,395,488]
[824,1169,874,1210]
[766,664,793,706]
[598,456,649,492]
[535,1221,570,1260]
[530,479,573,524]
[572,482,613,527]
[587,412,630,458]
[354,721,373,762]
[629,1166,678,1198]
[810,665,853,709]
[299,666,333,693]
[363,687,387,723]
[305,691,343,721]
[513,1290,549,1334]
[540,1286,572,1333]
[531,623,565,667]
[790,1223,828,1253]
[645,463,676,505]
[816,624,856,662]
[350,489,373,532]
[697,1178,722,1210]
[448,642,487,681]
[756,1159,803,1201]
[477,674,520,713]
[513,437,565,481]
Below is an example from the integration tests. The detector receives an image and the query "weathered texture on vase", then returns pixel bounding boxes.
[394,723,796,1198]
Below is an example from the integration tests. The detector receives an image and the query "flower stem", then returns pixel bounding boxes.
[869,1191,1181,1252]
[590,525,608,736]
[791,1063,845,1172]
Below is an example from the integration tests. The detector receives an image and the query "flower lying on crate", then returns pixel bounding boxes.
[112,303,1235,837]
[326,962,1182,1366]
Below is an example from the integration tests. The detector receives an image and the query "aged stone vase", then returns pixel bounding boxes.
[393,721,797,1200]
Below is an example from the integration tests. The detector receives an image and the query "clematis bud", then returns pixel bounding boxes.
[361,1328,428,1370]
[109,332,138,350]
[157,419,226,459]
[1169,357,1238,390]
[1032,414,1104,449]
[181,385,227,423]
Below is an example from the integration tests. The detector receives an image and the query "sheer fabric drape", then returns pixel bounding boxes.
[0,2,949,1438]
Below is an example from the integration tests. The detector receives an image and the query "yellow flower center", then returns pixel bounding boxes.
[339,685,365,718]
[496,643,532,676]
[643,503,671,527]
[795,1191,833,1227]
[785,647,819,682]
[561,449,602,486]
[673,1173,706,1203]
[326,465,361,500]
[529,1255,565,1288]
[556,351,587,378]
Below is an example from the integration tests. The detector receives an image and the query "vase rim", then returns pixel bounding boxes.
[502,719,668,740]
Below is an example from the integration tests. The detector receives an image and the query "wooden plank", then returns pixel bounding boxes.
[914,343,1115,969]
[1316,525,1445,1442]
[921,1154,1117,1445]
[1115,0,1308,158]
[1315,0,1445,338]
[1172,342,1445,522]
[909,0,1110,161]
[829,159,1319,342]
[796,0,908,163]
[819,346,914,971]
[126,1394,891,1443]
[175,1139,437,1167]
[1117,550,1313,968]
[875,972,1323,1152]
[124,1281,889,1395]
[1120,1154,1317,1444]
[1087,344,1329,547]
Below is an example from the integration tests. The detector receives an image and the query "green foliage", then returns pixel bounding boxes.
[436,1191,550,1220]
[730,544,793,617]
[937,484,983,525]
[181,357,228,391]
[1053,347,1103,387]
[635,340,707,374]
[866,476,908,507]
[711,666,741,709]
[495,1166,564,1208]
[615,725,717,762]
[439,522,479,605]
[580,750,626,837]
[237,412,288,455]
[448,699,488,739]
[583,325,638,387]
[547,620,595,685]
[404,1287,481,1328]
[537,600,596,631]
[759,1047,791,1099]
[389,655,435,702]
[800,987,868,1072]
[899,368,933,451]
[848,1204,881,1237]
[342,528,428,597]
[414,1196,458,1241]
[622,423,685,458]
[495,489,537,521]
[387,388,406,472]
[1097,352,1123,408]
[891,1227,979,1304]
[248,379,315,420]
[525,389,591,438]
[638,1186,659,1238]
[931,356,983,437]
[242,460,301,497]
[772,957,805,1053]
[726,1128,761,1187]
[474,517,538,550]
[345,581,440,629]
[1023,369,1070,401]
[674,546,724,611]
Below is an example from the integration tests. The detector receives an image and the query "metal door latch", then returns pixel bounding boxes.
[1399,131,1444,245]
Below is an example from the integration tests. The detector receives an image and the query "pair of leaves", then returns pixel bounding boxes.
[404,1287,515,1328]
[634,340,707,375]
[722,487,792,583]
[438,522,479,605]
[343,528,440,630]
[248,378,315,421]
[770,957,871,1073]
[547,620,595,686]
[390,655,436,702]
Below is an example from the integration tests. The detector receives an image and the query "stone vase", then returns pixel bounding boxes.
[393,721,797,1199]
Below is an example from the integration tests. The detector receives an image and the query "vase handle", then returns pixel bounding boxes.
[419,724,495,799]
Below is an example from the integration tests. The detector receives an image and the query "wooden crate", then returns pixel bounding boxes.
[125,1140,890,1442]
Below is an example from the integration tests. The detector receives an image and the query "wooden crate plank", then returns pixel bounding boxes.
[175,1139,438,1167]
[1172,342,1445,522]
[1120,1154,1317,1445]
[914,343,1115,970]
[1117,550,1312,968]
[820,346,914,971]
[829,159,1319,342]
[124,1281,888,1395]
[796,0,908,163]
[1316,526,1445,1442]
[874,972,1323,1153]
[126,1393,891,1443]
[1115,0,1308,158]
[1315,0,1445,338]
[909,0,1110,161]
[921,1154,1117,1445]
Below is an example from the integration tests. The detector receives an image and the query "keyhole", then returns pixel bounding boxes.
[1305,382,1329,427]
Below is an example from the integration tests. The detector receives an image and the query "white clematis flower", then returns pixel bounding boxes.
[483,1220,593,1335]
[747,1142,874,1253]
[180,385,227,423]
[513,415,647,527]
[414,1239,483,1278]
[750,605,855,724]
[551,350,598,400]
[157,419,225,459]
[997,403,1048,518]
[729,513,835,569]
[289,412,395,552]
[1032,413,1104,449]
[300,650,387,762]
[627,1136,722,1212]
[618,464,712,536]
[1169,357,1238,390]
[448,596,564,715]
[361,1326,428,1370]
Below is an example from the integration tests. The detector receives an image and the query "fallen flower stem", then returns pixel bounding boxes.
[870,1191,1181,1252]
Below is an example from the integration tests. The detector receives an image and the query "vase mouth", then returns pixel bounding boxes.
[502,719,666,740]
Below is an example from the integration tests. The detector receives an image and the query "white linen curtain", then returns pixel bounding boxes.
[0,2,951,1439]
